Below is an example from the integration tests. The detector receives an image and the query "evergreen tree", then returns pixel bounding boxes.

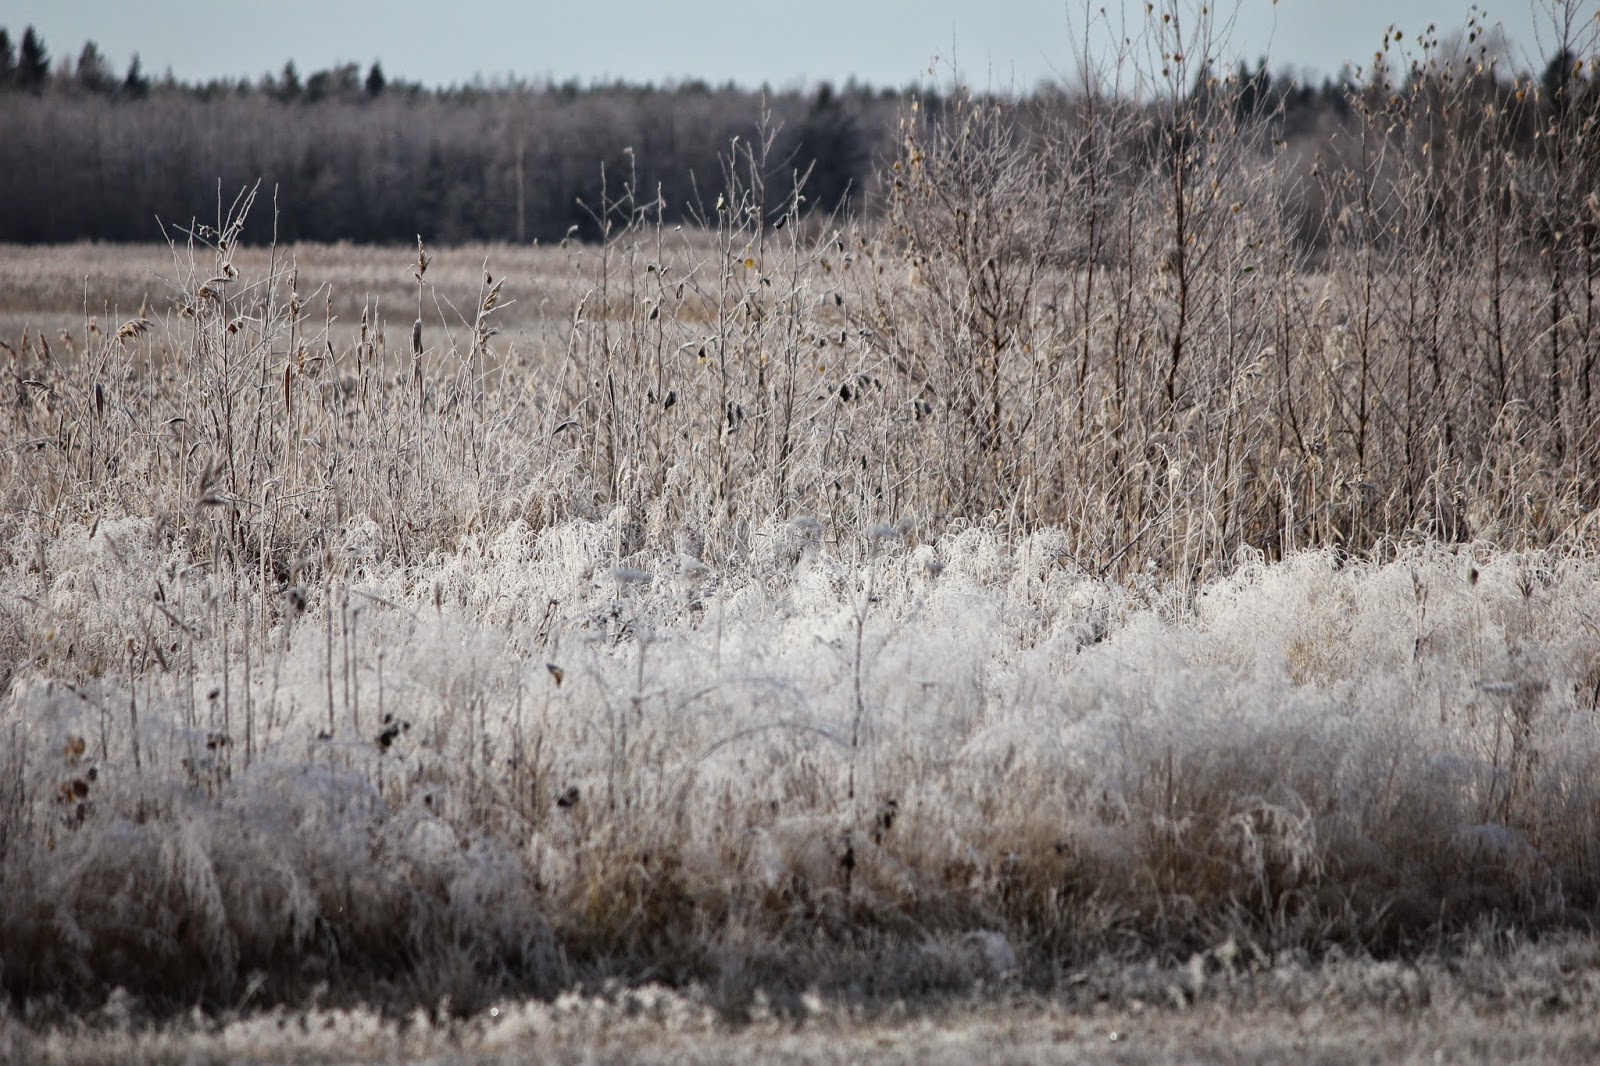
[794,82,867,215]
[365,60,386,97]
[17,26,48,92]
[276,60,301,101]
[1233,59,1272,121]
[123,53,150,98]
[1543,48,1577,118]
[0,30,16,89]
[305,63,360,102]
[75,41,114,93]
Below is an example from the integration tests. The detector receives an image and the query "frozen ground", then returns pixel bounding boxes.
[7,939,1600,1065]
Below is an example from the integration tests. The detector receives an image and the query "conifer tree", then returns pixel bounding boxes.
[17,26,48,92]
[123,53,150,98]
[0,30,16,89]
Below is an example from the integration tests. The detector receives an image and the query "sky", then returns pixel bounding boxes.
[0,2,1583,92]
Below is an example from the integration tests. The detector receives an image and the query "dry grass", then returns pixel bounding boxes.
[0,239,590,351]
[3,3,1600,1049]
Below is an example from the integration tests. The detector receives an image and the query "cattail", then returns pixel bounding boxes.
[413,236,431,281]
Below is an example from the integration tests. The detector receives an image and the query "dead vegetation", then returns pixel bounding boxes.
[3,0,1600,1036]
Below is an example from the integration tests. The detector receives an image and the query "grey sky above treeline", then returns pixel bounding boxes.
[1,1,1580,91]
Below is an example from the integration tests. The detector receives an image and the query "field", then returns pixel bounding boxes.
[0,239,582,355]
[5,33,1600,1063]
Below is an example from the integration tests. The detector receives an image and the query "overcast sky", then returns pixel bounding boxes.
[1,2,1580,92]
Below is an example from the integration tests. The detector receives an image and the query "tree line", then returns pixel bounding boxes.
[0,22,1594,247]
[0,25,894,245]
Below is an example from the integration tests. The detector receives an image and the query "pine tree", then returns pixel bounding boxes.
[794,83,867,215]
[365,61,386,98]
[75,41,114,93]
[276,60,301,101]
[17,26,48,92]
[123,53,149,98]
[1543,48,1577,119]
[0,30,16,89]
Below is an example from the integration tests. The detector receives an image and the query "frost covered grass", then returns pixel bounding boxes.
[3,506,1600,1017]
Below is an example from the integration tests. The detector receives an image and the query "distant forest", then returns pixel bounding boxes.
[0,26,899,244]
[0,22,1594,245]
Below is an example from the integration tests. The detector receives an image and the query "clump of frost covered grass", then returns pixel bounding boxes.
[4,507,1599,1015]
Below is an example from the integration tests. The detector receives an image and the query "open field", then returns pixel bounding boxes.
[5,21,1600,1061]
[0,239,587,353]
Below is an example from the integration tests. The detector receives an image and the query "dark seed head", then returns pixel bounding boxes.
[878,798,898,832]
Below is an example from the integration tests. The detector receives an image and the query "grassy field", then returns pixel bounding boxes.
[0,239,585,355]
[5,16,1600,1061]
